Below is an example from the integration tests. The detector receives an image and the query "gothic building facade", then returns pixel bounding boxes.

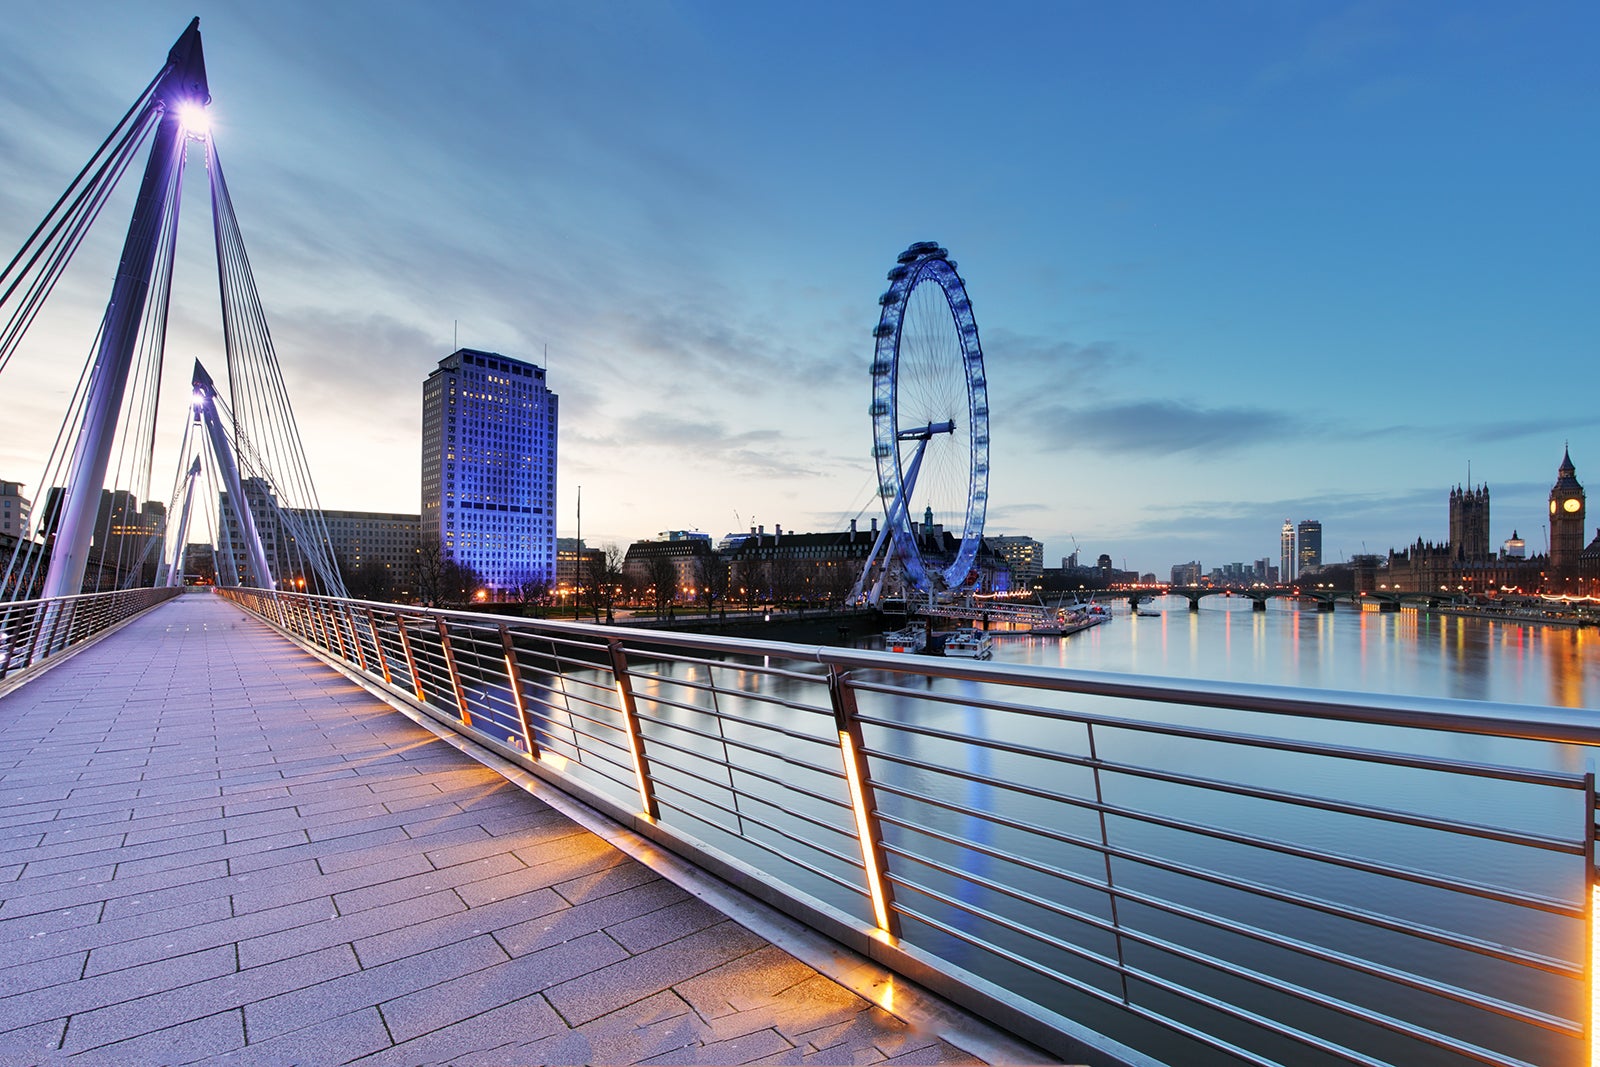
[1385,449,1600,595]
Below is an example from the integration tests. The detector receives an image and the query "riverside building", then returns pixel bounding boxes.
[422,348,558,597]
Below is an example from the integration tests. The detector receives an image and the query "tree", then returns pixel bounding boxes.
[415,537,448,606]
[345,557,394,602]
[588,544,627,623]
[695,551,730,619]
[514,573,550,605]
[768,557,804,609]
[415,536,479,607]
[648,555,677,619]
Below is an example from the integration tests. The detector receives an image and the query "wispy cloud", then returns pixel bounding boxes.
[1023,399,1312,456]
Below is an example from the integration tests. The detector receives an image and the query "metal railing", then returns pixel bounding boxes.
[221,587,1600,1067]
[0,586,182,682]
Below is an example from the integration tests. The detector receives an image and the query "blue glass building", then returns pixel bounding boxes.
[421,348,558,596]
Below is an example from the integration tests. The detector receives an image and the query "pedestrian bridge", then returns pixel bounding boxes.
[3,589,1597,1067]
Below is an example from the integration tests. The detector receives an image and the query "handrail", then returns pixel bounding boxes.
[219,587,1598,1067]
[0,586,182,682]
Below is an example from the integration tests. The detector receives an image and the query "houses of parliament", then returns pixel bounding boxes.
[1383,448,1600,596]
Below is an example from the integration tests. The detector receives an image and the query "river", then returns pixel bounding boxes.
[979,598,1600,711]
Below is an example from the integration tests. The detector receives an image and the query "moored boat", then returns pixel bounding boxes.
[941,628,994,659]
[883,620,927,653]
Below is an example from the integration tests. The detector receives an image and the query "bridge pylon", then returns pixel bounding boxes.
[41,20,210,600]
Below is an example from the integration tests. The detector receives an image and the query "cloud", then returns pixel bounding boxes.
[984,329,1127,392]
[570,410,825,480]
[1023,399,1311,456]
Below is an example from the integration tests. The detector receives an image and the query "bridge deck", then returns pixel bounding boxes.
[0,594,1037,1065]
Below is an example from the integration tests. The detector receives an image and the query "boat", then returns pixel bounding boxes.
[882,620,927,653]
[941,628,994,659]
[1134,606,1161,618]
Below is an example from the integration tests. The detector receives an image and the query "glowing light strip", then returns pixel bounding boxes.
[1591,882,1598,1067]
[505,653,534,754]
[840,730,892,932]
[618,681,652,816]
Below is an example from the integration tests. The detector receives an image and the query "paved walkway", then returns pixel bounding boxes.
[0,594,1045,1066]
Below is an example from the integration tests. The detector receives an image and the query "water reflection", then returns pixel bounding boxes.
[1001,598,1598,710]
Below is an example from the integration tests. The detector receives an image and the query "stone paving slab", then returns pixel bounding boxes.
[0,594,1047,1065]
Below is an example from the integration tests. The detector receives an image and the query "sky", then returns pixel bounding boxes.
[0,1,1595,577]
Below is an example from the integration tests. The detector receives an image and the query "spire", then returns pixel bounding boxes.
[1560,444,1575,477]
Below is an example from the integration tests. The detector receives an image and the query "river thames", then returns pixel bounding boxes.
[986,598,1600,711]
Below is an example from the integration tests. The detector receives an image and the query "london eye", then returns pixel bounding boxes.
[865,241,989,599]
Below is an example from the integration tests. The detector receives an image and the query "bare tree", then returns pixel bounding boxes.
[346,557,394,602]
[695,551,730,619]
[648,555,677,619]
[588,544,627,623]
[767,557,804,610]
[415,537,447,606]
[514,573,550,605]
[416,536,479,607]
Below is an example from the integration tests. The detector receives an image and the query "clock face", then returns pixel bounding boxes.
[1551,500,1558,515]
[1564,498,1582,513]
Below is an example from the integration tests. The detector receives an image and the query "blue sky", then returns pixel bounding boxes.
[0,2,1594,575]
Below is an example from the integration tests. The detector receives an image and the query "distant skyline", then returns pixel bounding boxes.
[0,3,1595,575]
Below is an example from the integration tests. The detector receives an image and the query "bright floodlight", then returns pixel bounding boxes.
[191,388,207,409]
[176,101,210,137]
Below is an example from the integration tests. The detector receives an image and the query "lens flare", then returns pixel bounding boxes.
[175,101,210,137]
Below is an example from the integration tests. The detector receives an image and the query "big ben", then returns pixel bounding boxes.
[1548,447,1585,570]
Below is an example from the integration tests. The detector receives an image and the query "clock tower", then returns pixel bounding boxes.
[1548,446,1585,570]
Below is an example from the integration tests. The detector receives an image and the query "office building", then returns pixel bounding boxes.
[987,535,1044,585]
[422,348,558,596]
[0,480,29,538]
[1280,520,1295,583]
[1297,520,1322,576]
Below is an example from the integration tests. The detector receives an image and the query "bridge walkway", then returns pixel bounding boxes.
[0,594,1043,1066]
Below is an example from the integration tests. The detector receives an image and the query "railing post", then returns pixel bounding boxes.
[44,597,72,659]
[436,617,474,728]
[499,623,539,758]
[826,664,898,937]
[1087,722,1130,1003]
[0,607,18,677]
[394,615,425,703]
[345,604,368,672]
[1586,771,1596,1059]
[328,601,349,661]
[22,601,47,668]
[604,637,659,820]
[312,599,331,650]
[365,607,391,684]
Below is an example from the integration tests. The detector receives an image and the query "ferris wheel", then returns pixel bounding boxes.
[860,241,989,600]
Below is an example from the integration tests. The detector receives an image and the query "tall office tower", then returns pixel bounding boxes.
[1448,484,1490,561]
[1280,519,1295,583]
[1297,519,1322,575]
[422,348,558,596]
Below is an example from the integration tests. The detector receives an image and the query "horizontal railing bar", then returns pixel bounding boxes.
[858,726,1584,856]
[885,827,1577,1033]
[629,727,851,812]
[630,697,840,752]
[885,805,1582,977]
[648,786,867,889]
[851,684,1591,792]
[876,716,1587,851]
[896,880,1547,1067]
[867,769,1585,917]
[623,670,835,719]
